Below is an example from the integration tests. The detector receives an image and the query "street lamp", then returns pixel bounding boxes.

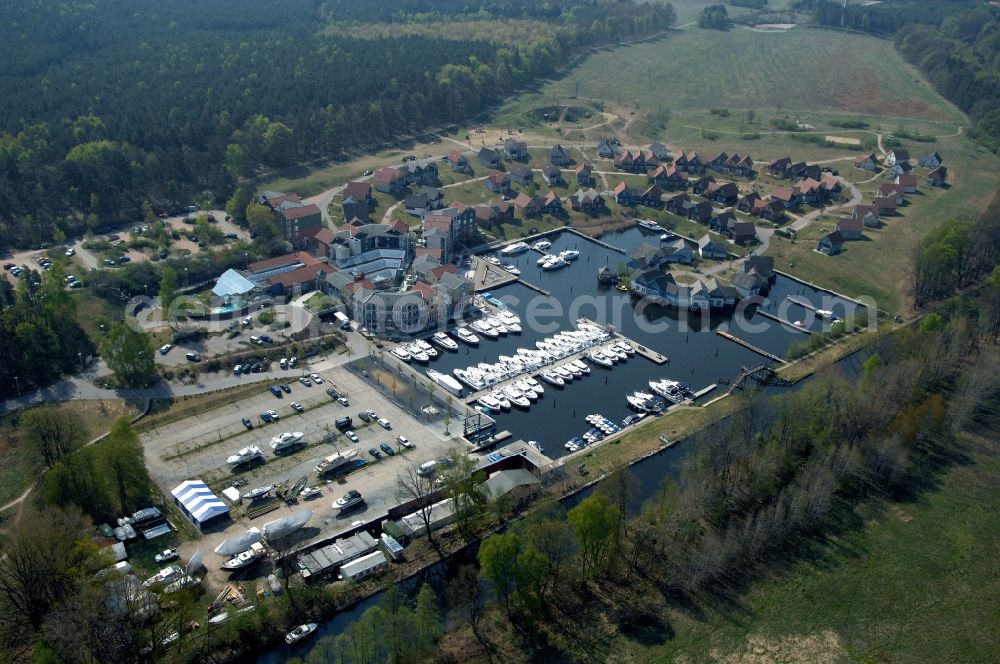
[14,376,20,396]
[184,267,189,287]
[244,252,249,270]
[78,352,84,371]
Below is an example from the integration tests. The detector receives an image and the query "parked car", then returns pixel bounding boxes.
[377,418,391,430]
[266,409,279,421]
[364,409,376,420]
[185,352,201,362]
[270,386,283,398]
[325,387,340,399]
[118,255,131,263]
[397,435,413,448]
[103,258,117,266]
[279,358,288,369]
[259,411,273,424]
[159,344,172,355]
[379,443,395,456]
[358,411,372,423]
[309,373,323,383]
[68,280,82,288]
[280,384,291,393]
[363,169,373,176]
[298,376,312,387]
[65,247,75,256]
[337,397,349,407]
[345,431,359,443]
[250,363,262,373]
[288,357,298,368]
[291,402,304,413]
[368,447,382,459]
[241,417,253,430]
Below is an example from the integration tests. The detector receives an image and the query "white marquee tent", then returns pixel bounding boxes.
[171,480,230,530]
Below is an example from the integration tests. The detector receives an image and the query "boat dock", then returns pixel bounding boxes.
[469,430,512,452]
[564,227,627,255]
[517,278,551,296]
[716,330,787,363]
[756,310,813,335]
[625,340,669,365]
[691,383,718,399]
[786,296,818,312]
[472,258,519,293]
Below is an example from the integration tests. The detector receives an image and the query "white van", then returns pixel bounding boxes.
[416,460,438,477]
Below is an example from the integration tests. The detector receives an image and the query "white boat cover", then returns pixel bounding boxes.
[263,508,312,541]
[186,549,203,577]
[213,528,263,556]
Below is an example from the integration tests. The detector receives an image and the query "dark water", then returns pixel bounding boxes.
[423,228,864,458]
[255,229,868,662]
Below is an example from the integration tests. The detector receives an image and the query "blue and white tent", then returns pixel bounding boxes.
[171,480,230,530]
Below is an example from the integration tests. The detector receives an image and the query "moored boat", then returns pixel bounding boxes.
[426,369,464,396]
[390,347,412,362]
[454,327,480,345]
[500,241,530,256]
[285,623,318,645]
[431,332,459,351]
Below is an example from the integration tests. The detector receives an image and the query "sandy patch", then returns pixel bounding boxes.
[709,630,845,663]
[825,135,862,146]
[749,24,795,32]
[124,250,147,263]
[173,238,201,255]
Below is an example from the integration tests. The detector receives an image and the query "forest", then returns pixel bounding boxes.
[0,0,676,251]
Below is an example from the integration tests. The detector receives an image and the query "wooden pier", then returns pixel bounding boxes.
[716,330,787,363]
[786,296,818,312]
[757,310,813,334]
[564,227,627,254]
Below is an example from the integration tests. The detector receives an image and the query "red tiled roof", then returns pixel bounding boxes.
[514,193,534,208]
[388,219,410,234]
[344,181,370,200]
[312,228,336,244]
[249,251,320,273]
[411,281,435,299]
[267,264,327,288]
[415,247,442,259]
[771,187,794,202]
[613,181,628,194]
[281,203,321,220]
[343,279,375,296]
[264,193,301,207]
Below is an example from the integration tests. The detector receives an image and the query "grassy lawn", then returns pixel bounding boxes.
[0,400,138,508]
[639,426,1000,664]
[543,28,964,123]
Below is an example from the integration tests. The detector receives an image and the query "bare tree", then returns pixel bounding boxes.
[395,464,440,544]
[20,406,89,468]
[446,565,488,649]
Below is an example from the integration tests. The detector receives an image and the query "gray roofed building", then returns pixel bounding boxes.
[485,468,541,502]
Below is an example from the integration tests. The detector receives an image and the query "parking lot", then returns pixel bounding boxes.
[142,359,467,575]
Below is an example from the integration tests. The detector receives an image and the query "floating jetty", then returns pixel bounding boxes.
[469,430,512,452]
[756,310,813,335]
[629,341,669,365]
[716,330,787,363]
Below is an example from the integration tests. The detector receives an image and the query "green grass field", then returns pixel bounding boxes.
[544,28,964,122]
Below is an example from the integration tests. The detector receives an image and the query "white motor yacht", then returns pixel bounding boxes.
[502,386,531,409]
[226,446,263,467]
[559,250,580,262]
[285,624,318,645]
[391,347,412,362]
[533,240,552,251]
[478,394,501,410]
[536,254,552,267]
[431,332,459,351]
[528,440,544,453]
[407,345,430,363]
[555,365,574,380]
[514,379,538,400]
[541,256,567,270]
[540,371,565,387]
[488,317,509,335]
[470,319,498,338]
[315,448,359,476]
[586,351,614,368]
[221,543,267,571]
[455,327,480,345]
[501,241,530,256]
[489,390,511,410]
[269,432,304,453]
[426,369,464,396]
[524,376,544,393]
[570,359,591,374]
